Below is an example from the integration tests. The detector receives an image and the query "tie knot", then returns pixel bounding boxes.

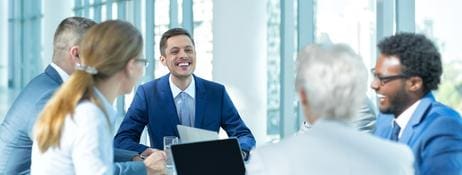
[176,92,187,101]
[180,92,188,98]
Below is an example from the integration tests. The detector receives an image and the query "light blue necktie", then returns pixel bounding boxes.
[177,92,194,126]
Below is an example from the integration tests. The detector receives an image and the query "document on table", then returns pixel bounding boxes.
[177,125,219,143]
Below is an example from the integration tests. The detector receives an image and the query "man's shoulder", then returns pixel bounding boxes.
[193,75,224,90]
[417,99,462,129]
[252,128,414,174]
[427,100,461,118]
[417,102,462,137]
[6,72,60,115]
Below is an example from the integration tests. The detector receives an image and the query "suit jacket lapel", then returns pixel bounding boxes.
[160,74,181,131]
[194,75,206,128]
[399,93,434,144]
[45,65,64,84]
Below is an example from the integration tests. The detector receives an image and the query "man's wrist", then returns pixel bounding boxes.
[132,154,144,161]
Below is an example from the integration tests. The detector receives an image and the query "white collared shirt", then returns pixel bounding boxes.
[169,74,195,125]
[394,99,422,138]
[169,74,196,99]
[50,62,70,82]
[31,87,117,175]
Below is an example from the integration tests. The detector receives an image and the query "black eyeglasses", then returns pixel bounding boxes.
[371,69,409,86]
[135,58,149,67]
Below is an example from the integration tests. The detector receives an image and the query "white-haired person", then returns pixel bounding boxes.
[246,43,415,175]
[31,20,166,175]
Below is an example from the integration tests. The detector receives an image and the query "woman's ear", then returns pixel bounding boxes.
[125,58,137,77]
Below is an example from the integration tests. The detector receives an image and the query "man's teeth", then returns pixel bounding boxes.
[377,94,385,101]
[178,62,189,66]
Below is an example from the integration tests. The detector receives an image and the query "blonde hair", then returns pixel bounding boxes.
[35,20,143,152]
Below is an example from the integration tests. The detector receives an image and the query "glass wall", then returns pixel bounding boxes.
[416,0,462,113]
[192,0,213,80]
[0,0,42,123]
[1,0,461,141]
[266,0,281,141]
[315,0,376,70]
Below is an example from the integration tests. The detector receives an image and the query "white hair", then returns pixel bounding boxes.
[295,43,367,122]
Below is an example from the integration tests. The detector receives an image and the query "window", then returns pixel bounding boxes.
[266,0,281,140]
[416,0,462,113]
[192,0,213,80]
[315,0,376,69]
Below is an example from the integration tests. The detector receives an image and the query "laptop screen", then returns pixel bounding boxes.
[171,138,245,175]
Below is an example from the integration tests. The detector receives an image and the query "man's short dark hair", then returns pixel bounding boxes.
[378,33,442,93]
[159,28,195,56]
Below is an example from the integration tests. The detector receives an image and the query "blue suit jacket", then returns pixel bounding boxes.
[374,93,462,175]
[0,65,144,175]
[0,66,62,174]
[114,74,256,153]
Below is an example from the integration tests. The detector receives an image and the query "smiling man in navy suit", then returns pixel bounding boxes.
[114,28,256,159]
[372,33,462,175]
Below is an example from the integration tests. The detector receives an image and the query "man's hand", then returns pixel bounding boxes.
[144,150,167,175]
[141,148,157,157]
[132,148,159,161]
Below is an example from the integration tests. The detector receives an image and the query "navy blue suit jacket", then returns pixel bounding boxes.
[374,93,462,175]
[0,65,144,175]
[114,74,256,153]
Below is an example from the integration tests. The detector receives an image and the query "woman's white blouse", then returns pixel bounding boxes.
[31,88,117,175]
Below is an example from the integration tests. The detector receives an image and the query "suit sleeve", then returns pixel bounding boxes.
[113,161,147,175]
[351,97,376,133]
[419,116,462,175]
[113,148,139,162]
[114,86,150,153]
[220,88,256,153]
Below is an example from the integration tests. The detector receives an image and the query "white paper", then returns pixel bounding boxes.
[177,125,219,143]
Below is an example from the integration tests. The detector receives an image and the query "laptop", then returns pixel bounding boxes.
[171,138,246,175]
[177,125,219,143]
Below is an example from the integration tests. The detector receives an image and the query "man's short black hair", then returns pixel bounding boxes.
[159,28,195,56]
[378,33,442,93]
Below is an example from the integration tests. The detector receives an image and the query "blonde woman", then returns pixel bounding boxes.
[31,20,166,175]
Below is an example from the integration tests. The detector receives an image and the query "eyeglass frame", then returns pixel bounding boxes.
[134,58,149,67]
[371,68,410,86]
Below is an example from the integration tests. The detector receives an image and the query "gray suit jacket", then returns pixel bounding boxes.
[351,97,376,133]
[0,65,146,175]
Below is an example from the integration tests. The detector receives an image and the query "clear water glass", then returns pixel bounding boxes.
[163,136,179,169]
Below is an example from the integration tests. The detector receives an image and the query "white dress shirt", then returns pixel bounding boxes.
[50,62,70,82]
[31,87,117,175]
[169,74,195,123]
[394,99,421,138]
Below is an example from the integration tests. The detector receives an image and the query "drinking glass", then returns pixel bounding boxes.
[164,136,179,168]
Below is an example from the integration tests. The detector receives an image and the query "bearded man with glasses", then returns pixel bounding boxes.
[372,33,462,175]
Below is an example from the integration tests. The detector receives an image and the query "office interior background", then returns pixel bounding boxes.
[0,0,461,145]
